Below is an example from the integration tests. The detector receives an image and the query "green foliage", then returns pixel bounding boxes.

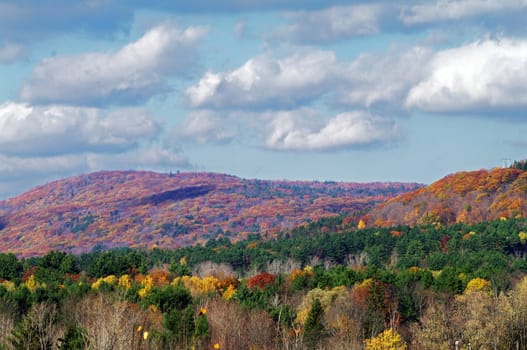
[162,305,195,348]
[434,267,464,294]
[194,312,210,347]
[511,159,527,171]
[169,261,192,277]
[0,253,22,281]
[303,298,326,349]
[146,284,193,314]
[57,325,88,349]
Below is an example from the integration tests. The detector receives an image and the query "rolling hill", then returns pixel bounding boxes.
[363,167,527,227]
[0,171,420,257]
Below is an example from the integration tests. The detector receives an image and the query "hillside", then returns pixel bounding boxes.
[363,167,527,227]
[0,170,420,257]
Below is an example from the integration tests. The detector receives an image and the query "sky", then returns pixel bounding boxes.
[1,0,527,199]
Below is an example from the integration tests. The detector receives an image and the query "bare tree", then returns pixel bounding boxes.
[75,294,143,350]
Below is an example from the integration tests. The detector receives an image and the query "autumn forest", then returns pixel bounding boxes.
[1,165,527,349]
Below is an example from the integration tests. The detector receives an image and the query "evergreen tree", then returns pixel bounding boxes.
[303,298,326,349]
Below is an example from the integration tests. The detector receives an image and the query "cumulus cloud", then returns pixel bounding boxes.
[177,110,237,144]
[0,145,190,198]
[406,39,527,113]
[20,24,208,106]
[265,110,399,151]
[186,46,432,113]
[0,102,161,157]
[338,46,432,111]
[186,50,342,109]
[400,0,527,25]
[270,4,384,44]
[0,43,29,64]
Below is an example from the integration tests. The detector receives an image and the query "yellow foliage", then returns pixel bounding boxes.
[118,274,131,290]
[223,284,237,300]
[364,328,407,350]
[138,275,153,298]
[295,286,348,325]
[1,280,15,292]
[465,278,492,294]
[173,275,221,296]
[247,242,258,249]
[179,256,188,266]
[408,266,420,274]
[357,219,366,230]
[91,275,117,290]
[519,231,527,245]
[25,275,42,292]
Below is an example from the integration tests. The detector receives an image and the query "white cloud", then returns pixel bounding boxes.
[20,23,208,105]
[400,0,527,25]
[265,110,399,151]
[186,50,341,109]
[406,39,527,112]
[0,145,190,198]
[0,102,161,157]
[271,4,383,44]
[339,46,432,110]
[0,42,29,64]
[0,153,88,182]
[177,110,237,144]
[186,46,433,114]
[86,146,190,170]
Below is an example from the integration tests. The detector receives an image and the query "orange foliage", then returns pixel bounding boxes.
[247,272,276,290]
[149,269,170,287]
[0,170,419,257]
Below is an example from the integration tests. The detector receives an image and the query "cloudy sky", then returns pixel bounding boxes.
[1,0,527,198]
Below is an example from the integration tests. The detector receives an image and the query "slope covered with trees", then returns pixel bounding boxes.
[0,217,527,349]
[363,167,527,227]
[0,170,420,257]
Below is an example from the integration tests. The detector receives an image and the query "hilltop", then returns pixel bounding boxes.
[363,167,527,227]
[0,170,420,257]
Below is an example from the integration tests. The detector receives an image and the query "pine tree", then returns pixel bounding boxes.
[303,298,326,349]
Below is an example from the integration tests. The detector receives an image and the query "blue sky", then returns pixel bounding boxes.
[1,0,527,198]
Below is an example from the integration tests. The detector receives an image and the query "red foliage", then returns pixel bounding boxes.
[366,167,527,228]
[22,266,37,283]
[247,272,276,290]
[440,235,451,252]
[0,170,419,257]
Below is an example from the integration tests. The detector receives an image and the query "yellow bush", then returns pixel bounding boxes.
[364,328,407,350]
[465,278,492,294]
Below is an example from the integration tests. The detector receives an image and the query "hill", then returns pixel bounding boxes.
[0,171,420,257]
[363,167,527,227]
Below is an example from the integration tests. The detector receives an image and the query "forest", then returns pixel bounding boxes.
[0,217,527,349]
[0,170,420,257]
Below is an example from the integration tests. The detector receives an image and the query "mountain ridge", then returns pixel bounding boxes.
[0,170,420,257]
[363,167,527,227]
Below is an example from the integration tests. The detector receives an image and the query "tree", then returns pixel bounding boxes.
[0,253,22,281]
[303,298,326,349]
[9,303,58,350]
